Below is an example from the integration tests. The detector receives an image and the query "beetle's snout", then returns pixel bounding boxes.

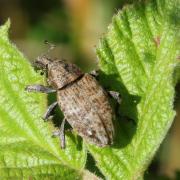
[34,56,51,70]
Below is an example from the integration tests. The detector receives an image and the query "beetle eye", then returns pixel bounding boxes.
[34,61,44,69]
[64,63,74,73]
[64,63,69,70]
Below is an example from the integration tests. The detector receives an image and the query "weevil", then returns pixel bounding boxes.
[26,45,120,148]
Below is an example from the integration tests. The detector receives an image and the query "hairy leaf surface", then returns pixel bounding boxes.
[0,20,86,179]
[88,0,179,179]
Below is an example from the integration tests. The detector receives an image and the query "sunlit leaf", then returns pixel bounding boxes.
[0,20,86,179]
[88,0,180,179]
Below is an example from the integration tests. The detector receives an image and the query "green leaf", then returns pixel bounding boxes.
[89,0,180,179]
[0,20,86,179]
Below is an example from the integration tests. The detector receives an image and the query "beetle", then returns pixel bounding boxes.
[26,46,120,148]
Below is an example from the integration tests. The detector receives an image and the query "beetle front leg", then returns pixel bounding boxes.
[108,91,121,104]
[25,84,56,93]
[52,118,66,149]
[43,101,58,121]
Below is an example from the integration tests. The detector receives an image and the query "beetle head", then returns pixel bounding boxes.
[34,56,52,71]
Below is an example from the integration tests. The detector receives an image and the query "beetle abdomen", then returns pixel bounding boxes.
[57,73,114,147]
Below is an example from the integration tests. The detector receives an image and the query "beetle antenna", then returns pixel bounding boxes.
[34,40,55,70]
[39,40,56,58]
[44,40,56,54]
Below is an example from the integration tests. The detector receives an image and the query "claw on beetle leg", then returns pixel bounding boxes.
[52,118,66,149]
[108,91,121,104]
[43,102,58,121]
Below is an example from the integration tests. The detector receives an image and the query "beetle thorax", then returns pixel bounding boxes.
[48,60,83,89]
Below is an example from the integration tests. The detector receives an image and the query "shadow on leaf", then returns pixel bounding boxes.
[98,72,141,148]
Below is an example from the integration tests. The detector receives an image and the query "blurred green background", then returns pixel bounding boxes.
[0,0,179,179]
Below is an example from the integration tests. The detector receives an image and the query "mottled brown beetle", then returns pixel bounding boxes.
[26,43,120,148]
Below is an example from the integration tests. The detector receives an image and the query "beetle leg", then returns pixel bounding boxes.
[59,118,66,149]
[43,101,58,121]
[108,91,121,104]
[52,118,66,149]
[89,70,99,77]
[25,84,56,93]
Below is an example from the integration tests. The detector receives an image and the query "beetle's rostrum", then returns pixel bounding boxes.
[26,56,120,148]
